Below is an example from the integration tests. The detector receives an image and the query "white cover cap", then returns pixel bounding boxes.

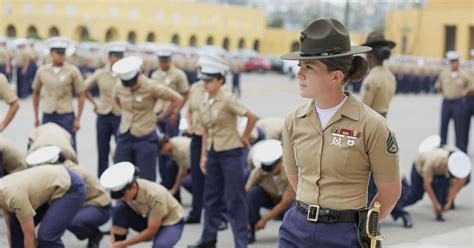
[446,51,460,61]
[112,56,143,80]
[45,37,71,50]
[198,56,229,79]
[14,38,28,47]
[26,145,61,166]
[418,135,441,154]
[100,162,136,191]
[156,45,176,58]
[251,139,283,170]
[105,41,128,53]
[448,151,471,178]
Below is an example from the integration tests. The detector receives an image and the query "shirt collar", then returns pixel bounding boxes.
[296,92,360,121]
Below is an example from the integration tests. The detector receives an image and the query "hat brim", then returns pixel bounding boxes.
[281,45,372,60]
[361,40,396,48]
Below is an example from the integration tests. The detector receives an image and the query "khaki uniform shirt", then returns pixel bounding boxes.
[114,76,176,137]
[0,47,10,65]
[0,138,27,174]
[200,90,249,152]
[256,117,285,140]
[170,137,191,170]
[15,48,31,66]
[28,123,78,163]
[126,179,183,226]
[151,66,189,113]
[84,64,121,116]
[184,56,198,72]
[32,63,86,113]
[230,59,245,73]
[188,81,206,135]
[415,146,457,177]
[0,165,70,223]
[0,74,17,104]
[435,69,471,99]
[142,54,159,76]
[85,53,105,69]
[282,92,400,210]
[360,66,397,115]
[63,160,110,207]
[245,168,293,200]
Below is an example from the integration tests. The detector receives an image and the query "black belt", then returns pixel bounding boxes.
[296,201,359,223]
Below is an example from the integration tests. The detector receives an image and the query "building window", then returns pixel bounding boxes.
[45,4,54,16]
[222,37,230,50]
[238,38,245,49]
[105,27,118,42]
[6,25,16,38]
[207,15,215,25]
[128,31,137,44]
[67,5,76,16]
[253,39,260,52]
[129,8,138,20]
[75,26,90,41]
[189,35,197,47]
[49,26,60,37]
[3,4,12,15]
[291,41,299,52]
[206,36,214,45]
[444,25,456,55]
[24,4,33,16]
[27,25,39,39]
[171,34,180,45]
[146,32,156,42]
[191,15,198,26]
[110,6,118,18]
[468,26,474,58]
[173,13,181,24]
[401,35,407,55]
[155,11,164,23]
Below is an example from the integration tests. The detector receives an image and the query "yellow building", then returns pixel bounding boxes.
[0,0,301,55]
[386,0,474,59]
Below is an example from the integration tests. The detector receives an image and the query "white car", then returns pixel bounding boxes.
[282,60,299,79]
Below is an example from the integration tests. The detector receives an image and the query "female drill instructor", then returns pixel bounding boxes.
[278,18,401,247]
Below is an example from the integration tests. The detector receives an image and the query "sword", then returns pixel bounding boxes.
[366,202,385,248]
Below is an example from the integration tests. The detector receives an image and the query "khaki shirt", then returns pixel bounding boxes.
[32,63,86,114]
[245,167,293,200]
[151,66,189,113]
[184,56,198,72]
[256,117,285,140]
[0,47,10,65]
[360,66,396,115]
[0,138,27,174]
[282,92,400,210]
[114,76,176,137]
[435,69,471,99]
[170,137,191,170]
[0,74,17,104]
[142,54,159,75]
[85,53,105,69]
[84,64,121,115]
[230,59,245,73]
[188,81,206,135]
[126,179,183,226]
[0,165,70,223]
[15,48,31,66]
[28,123,78,163]
[200,90,249,152]
[415,146,457,177]
[63,160,110,207]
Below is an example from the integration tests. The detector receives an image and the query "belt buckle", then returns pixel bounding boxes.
[307,204,320,222]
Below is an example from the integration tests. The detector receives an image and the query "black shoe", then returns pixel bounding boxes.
[248,229,256,244]
[400,212,413,228]
[185,215,201,224]
[450,202,456,210]
[187,239,217,248]
[436,214,445,222]
[218,221,228,231]
[87,232,103,248]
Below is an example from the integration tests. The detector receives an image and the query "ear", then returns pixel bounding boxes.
[331,70,344,83]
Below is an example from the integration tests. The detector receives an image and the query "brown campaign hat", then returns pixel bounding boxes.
[281,18,371,60]
[361,31,396,48]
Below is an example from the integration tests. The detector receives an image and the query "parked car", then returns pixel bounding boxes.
[267,56,285,73]
[244,56,271,72]
[282,60,299,79]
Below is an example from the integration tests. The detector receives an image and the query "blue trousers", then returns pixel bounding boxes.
[9,169,86,248]
[114,131,158,181]
[26,63,37,96]
[440,98,467,152]
[160,158,181,202]
[460,97,474,153]
[232,73,241,96]
[0,64,5,75]
[201,147,248,248]
[96,113,121,176]
[248,185,292,226]
[67,205,111,240]
[278,207,361,248]
[185,71,198,85]
[156,112,180,137]
[112,201,184,248]
[42,112,76,151]
[400,163,451,208]
[187,134,204,219]
[16,67,30,99]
